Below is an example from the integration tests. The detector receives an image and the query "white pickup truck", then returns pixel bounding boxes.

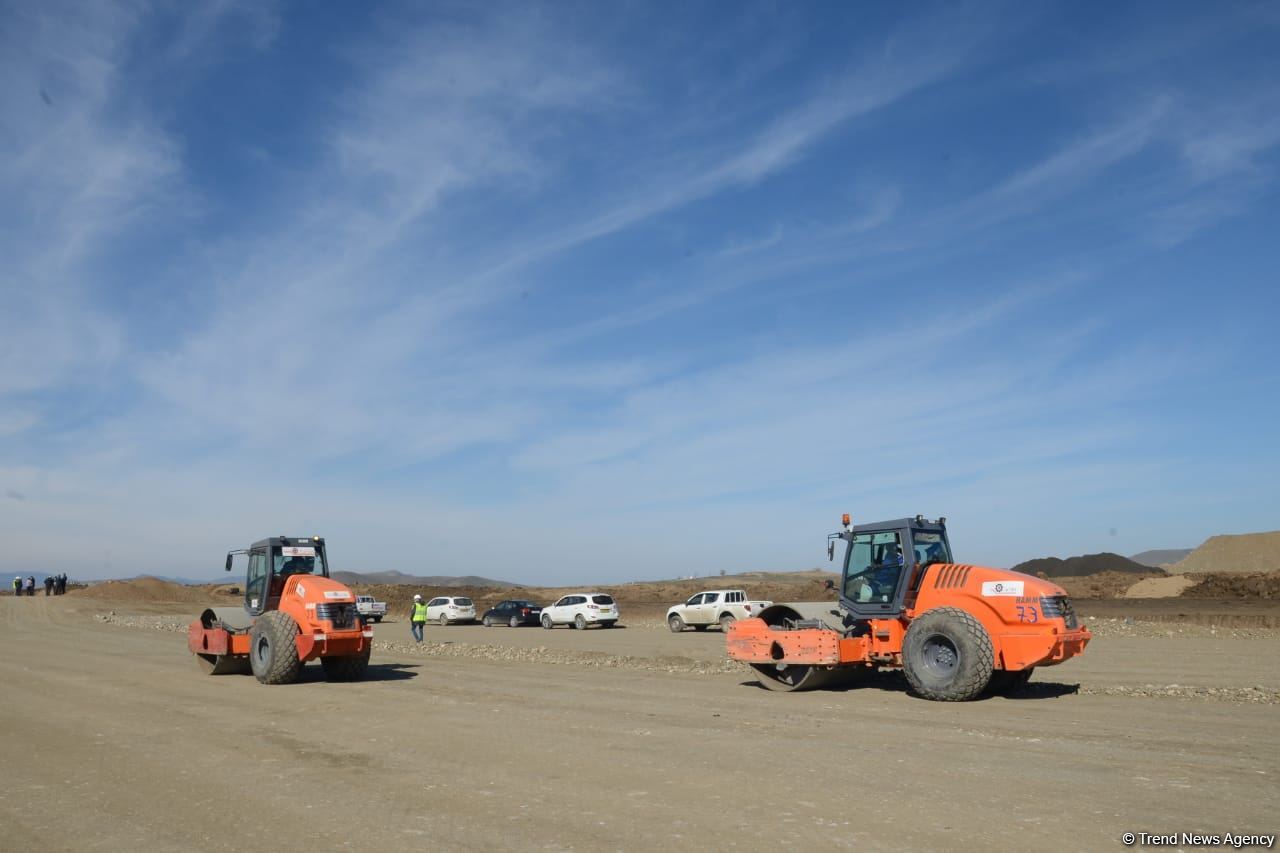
[355,595,388,623]
[666,590,773,633]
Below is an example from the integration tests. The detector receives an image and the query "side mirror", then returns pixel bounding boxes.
[827,541,835,562]
[225,554,233,572]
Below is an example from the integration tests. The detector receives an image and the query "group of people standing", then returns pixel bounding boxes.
[10,574,68,596]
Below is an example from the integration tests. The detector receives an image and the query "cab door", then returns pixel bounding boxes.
[694,592,720,624]
[682,593,707,624]
[839,528,912,619]
[244,549,268,615]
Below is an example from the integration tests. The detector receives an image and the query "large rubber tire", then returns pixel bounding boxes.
[541,614,553,629]
[903,607,994,701]
[574,614,587,630]
[668,614,686,633]
[249,611,303,685]
[986,667,1034,696]
[509,616,520,628]
[719,613,735,632]
[321,644,371,682]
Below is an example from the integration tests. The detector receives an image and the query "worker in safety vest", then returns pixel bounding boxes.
[409,594,428,644]
[11,576,19,597]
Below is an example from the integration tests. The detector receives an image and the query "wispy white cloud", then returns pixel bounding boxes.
[0,3,179,398]
[2,4,1278,582]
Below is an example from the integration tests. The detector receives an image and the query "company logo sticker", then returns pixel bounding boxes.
[981,580,1024,597]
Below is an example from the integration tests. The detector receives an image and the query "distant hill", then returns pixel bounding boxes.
[1128,549,1193,568]
[1011,552,1154,578]
[1168,531,1280,574]
[331,569,521,588]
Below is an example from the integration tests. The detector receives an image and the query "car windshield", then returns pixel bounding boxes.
[592,594,614,605]
[454,597,473,607]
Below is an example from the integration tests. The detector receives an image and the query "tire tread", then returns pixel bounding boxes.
[903,607,993,701]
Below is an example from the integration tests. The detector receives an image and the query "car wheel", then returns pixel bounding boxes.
[574,614,587,630]
[668,614,686,633]
[509,616,520,628]
[719,613,735,632]
[438,614,449,627]
[541,614,553,629]
[483,615,493,627]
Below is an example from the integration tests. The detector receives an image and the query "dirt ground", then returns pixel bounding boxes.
[2,594,1277,852]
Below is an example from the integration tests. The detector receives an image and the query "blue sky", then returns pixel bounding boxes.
[2,1,1278,583]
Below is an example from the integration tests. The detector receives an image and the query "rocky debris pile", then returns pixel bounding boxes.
[1182,571,1280,599]
[95,612,188,631]
[1079,684,1279,704]
[1169,531,1280,574]
[1013,552,1154,578]
[377,637,749,675]
[1083,617,1278,640]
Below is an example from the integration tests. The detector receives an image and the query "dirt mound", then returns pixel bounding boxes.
[1012,552,1156,578]
[1180,571,1280,599]
[1122,576,1195,598]
[1051,571,1169,599]
[1169,531,1280,574]
[71,577,217,603]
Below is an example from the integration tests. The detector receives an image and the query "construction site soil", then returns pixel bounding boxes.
[3,572,1277,851]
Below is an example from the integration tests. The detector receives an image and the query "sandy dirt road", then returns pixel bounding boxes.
[2,596,1276,852]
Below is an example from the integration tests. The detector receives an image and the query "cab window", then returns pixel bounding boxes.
[912,531,952,569]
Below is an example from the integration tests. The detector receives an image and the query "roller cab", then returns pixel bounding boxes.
[727,515,1091,700]
[187,536,373,684]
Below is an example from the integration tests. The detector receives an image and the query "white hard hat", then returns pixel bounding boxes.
[413,594,422,600]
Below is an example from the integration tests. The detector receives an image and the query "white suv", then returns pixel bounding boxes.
[426,596,476,625]
[540,593,619,629]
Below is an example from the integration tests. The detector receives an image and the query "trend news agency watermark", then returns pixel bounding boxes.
[1121,833,1274,849]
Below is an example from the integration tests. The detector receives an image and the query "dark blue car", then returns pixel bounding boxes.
[481,599,544,627]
